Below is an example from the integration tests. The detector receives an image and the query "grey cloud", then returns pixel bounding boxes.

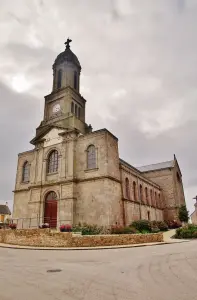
[0,0,197,214]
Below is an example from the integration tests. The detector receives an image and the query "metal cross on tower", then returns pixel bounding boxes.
[65,38,72,49]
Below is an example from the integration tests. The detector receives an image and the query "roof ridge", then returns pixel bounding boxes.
[138,160,173,168]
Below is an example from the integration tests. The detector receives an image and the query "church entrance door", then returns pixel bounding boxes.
[44,192,57,228]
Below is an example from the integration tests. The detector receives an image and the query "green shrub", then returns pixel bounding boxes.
[175,226,197,239]
[111,226,138,234]
[151,227,160,233]
[141,229,150,234]
[131,220,151,232]
[156,221,168,231]
[81,224,103,235]
[72,223,103,235]
[192,231,197,238]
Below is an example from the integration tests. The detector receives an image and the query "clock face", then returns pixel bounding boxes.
[52,104,61,113]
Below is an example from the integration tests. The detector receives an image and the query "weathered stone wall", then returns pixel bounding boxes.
[124,201,163,225]
[75,178,122,226]
[0,229,163,247]
[142,164,185,220]
[191,210,197,225]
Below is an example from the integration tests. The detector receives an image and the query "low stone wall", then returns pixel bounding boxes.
[0,229,163,247]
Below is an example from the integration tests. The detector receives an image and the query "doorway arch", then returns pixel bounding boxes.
[44,191,58,228]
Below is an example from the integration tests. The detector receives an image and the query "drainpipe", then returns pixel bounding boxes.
[38,145,44,226]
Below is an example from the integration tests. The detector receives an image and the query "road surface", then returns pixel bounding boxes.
[0,241,197,300]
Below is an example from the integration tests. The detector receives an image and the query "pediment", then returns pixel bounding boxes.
[43,127,65,147]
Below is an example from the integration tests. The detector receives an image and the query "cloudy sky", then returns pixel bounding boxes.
[0,0,197,214]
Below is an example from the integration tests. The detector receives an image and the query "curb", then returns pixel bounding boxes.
[0,241,188,251]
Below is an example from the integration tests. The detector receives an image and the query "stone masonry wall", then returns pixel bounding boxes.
[0,229,163,247]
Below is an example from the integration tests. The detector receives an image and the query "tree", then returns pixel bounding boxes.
[178,205,189,223]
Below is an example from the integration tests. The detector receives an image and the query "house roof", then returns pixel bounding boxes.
[0,205,11,215]
[137,160,174,173]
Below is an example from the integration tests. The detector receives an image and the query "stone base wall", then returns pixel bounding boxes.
[0,229,163,247]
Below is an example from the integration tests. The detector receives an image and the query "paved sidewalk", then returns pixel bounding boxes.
[163,229,189,243]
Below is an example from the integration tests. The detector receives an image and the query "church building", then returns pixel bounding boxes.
[13,39,186,228]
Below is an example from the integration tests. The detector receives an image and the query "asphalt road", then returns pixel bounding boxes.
[0,241,197,300]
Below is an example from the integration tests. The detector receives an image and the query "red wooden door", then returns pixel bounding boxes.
[44,192,57,228]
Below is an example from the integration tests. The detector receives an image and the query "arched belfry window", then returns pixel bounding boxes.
[74,71,78,90]
[125,178,130,199]
[87,145,96,169]
[22,161,29,182]
[57,69,62,89]
[47,150,59,174]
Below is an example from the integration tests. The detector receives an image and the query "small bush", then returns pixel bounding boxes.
[80,224,103,235]
[151,227,160,233]
[60,224,72,232]
[111,226,138,234]
[9,223,17,230]
[39,223,50,229]
[175,225,197,239]
[166,220,182,229]
[154,221,168,231]
[192,231,197,238]
[131,220,151,232]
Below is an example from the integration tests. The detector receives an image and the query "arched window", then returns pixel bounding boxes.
[22,161,29,182]
[47,150,59,174]
[71,102,74,113]
[133,181,137,201]
[139,184,143,203]
[150,189,152,206]
[57,69,62,89]
[145,187,148,205]
[87,145,96,169]
[46,191,57,201]
[74,71,78,90]
[125,178,130,199]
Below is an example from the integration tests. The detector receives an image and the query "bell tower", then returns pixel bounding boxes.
[31,38,92,145]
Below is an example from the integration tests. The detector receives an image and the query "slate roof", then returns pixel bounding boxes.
[0,205,11,215]
[137,160,174,173]
[53,48,81,70]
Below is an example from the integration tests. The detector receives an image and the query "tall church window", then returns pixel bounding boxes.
[140,184,143,203]
[125,178,130,199]
[22,161,29,182]
[47,150,59,173]
[87,145,96,169]
[57,69,62,89]
[158,193,161,208]
[75,104,78,116]
[155,192,157,207]
[133,181,137,201]
[74,71,77,90]
[145,187,148,205]
[150,189,153,206]
[78,107,81,119]
[71,102,74,113]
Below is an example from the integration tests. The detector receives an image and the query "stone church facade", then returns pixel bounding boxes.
[13,40,186,228]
